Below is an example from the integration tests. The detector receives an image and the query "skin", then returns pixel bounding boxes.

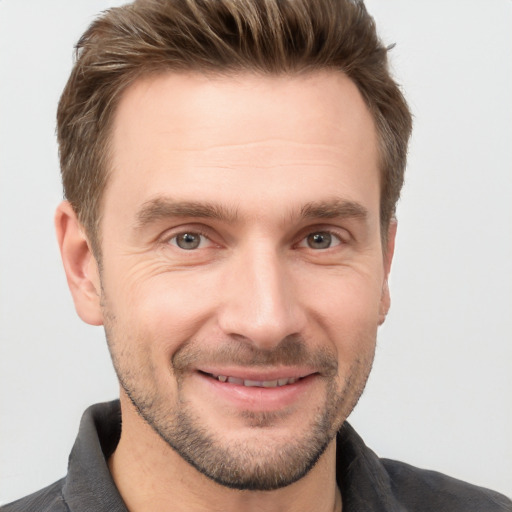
[56,70,395,512]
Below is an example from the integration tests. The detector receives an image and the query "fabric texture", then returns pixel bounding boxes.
[2,400,511,512]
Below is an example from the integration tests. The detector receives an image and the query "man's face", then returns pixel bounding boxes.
[94,71,392,490]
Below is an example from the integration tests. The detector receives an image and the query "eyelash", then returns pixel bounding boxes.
[164,227,349,251]
[166,230,214,250]
[296,230,345,250]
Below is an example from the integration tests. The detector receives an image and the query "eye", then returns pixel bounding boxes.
[169,232,209,250]
[299,231,342,250]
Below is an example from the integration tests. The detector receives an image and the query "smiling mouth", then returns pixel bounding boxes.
[201,372,304,388]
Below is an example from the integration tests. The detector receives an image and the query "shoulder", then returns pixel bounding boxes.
[0,479,68,512]
[382,458,512,512]
[336,423,512,511]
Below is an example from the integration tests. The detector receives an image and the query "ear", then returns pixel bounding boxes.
[378,219,397,325]
[55,201,104,326]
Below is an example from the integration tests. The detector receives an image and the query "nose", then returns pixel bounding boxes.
[217,244,305,350]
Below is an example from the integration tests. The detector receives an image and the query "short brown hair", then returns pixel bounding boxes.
[57,0,412,256]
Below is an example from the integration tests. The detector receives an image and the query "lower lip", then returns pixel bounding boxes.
[194,372,318,412]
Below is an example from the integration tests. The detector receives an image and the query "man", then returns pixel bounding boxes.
[1,0,511,511]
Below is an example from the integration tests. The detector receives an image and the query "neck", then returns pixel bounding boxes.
[109,395,342,512]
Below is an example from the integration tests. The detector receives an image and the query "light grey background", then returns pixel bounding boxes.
[1,0,511,504]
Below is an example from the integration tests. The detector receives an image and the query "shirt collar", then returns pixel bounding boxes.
[62,401,126,511]
[62,400,401,512]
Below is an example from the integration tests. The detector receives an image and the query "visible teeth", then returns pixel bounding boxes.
[214,374,299,387]
[244,379,261,387]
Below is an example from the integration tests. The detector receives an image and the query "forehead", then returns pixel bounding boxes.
[112,70,377,156]
[106,70,380,223]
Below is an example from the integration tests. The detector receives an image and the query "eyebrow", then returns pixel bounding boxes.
[134,196,368,231]
[135,197,239,229]
[299,198,368,221]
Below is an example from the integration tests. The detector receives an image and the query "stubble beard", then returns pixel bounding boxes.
[103,307,375,491]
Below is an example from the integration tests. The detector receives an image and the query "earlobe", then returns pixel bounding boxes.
[55,201,104,326]
[378,219,397,325]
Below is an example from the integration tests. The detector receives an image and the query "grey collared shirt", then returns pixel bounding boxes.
[2,401,511,511]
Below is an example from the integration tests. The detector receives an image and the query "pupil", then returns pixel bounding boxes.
[308,232,331,249]
[177,233,200,250]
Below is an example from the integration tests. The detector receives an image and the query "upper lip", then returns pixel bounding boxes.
[196,366,318,381]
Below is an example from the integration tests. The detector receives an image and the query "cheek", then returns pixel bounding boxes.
[305,262,384,316]
[115,269,222,354]
[303,270,383,353]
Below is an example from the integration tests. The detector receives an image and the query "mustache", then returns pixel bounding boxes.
[172,335,338,377]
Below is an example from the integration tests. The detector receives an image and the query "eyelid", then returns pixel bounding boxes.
[168,232,212,249]
[295,232,340,249]
[295,226,351,248]
[157,223,351,249]
[159,224,218,247]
